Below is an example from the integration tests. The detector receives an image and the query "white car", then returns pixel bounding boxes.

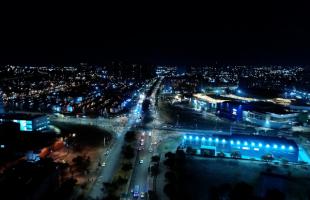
[140,192,145,198]
[101,162,106,167]
[139,159,144,164]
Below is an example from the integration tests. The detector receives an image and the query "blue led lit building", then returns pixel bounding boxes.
[0,113,49,132]
[216,101,299,129]
[182,134,299,162]
[0,89,4,114]
[217,101,245,121]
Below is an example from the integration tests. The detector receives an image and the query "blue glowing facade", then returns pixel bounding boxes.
[216,101,299,129]
[0,114,49,132]
[0,90,4,114]
[182,134,299,162]
[216,102,245,121]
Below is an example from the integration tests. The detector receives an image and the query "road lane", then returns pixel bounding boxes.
[87,81,158,199]
[127,78,163,199]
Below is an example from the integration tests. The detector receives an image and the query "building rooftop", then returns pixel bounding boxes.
[0,113,46,120]
[226,134,298,148]
[220,100,295,115]
[290,99,310,107]
[193,93,228,104]
[247,101,293,115]
[184,133,298,149]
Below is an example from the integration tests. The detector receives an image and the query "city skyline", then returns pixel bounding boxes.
[1,5,310,199]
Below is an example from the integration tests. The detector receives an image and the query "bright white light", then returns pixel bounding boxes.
[232,108,237,115]
[215,138,219,143]
[202,137,206,141]
[237,141,240,145]
[230,140,234,145]
[251,142,255,147]
[208,137,212,142]
[222,139,226,144]
[259,143,262,147]
[183,135,187,140]
[273,144,278,149]
[266,144,270,148]
[244,142,248,146]
[189,136,192,140]
[195,136,199,141]
[281,145,285,149]
[289,146,294,150]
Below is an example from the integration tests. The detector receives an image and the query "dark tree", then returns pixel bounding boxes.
[121,162,133,171]
[229,182,254,200]
[186,146,195,154]
[55,178,77,199]
[124,131,136,143]
[164,183,177,199]
[142,99,151,112]
[264,189,285,200]
[165,171,177,183]
[122,145,135,159]
[151,155,160,163]
[209,186,220,200]
[164,158,175,169]
[175,149,185,160]
[165,152,175,159]
[151,165,159,177]
[148,190,158,200]
[261,154,274,163]
[114,176,128,185]
[72,155,90,172]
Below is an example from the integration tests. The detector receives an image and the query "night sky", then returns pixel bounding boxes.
[0,4,309,65]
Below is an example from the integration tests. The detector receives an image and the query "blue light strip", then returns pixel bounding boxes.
[183,135,295,151]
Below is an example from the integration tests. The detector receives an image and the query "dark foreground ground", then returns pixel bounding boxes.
[174,157,310,200]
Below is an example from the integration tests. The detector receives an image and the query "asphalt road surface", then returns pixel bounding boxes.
[127,78,163,199]
[87,81,157,199]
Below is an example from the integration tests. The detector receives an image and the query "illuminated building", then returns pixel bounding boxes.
[0,89,4,114]
[216,101,298,129]
[0,113,49,132]
[182,134,299,162]
[242,101,298,129]
[192,93,229,112]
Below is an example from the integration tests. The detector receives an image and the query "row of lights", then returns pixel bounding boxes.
[183,135,294,151]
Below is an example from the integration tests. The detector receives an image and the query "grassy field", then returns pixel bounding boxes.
[51,121,112,148]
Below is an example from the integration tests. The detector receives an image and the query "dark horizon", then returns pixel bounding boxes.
[1,5,310,66]
[0,46,309,66]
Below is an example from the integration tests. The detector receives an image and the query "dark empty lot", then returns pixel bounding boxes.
[178,157,310,200]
